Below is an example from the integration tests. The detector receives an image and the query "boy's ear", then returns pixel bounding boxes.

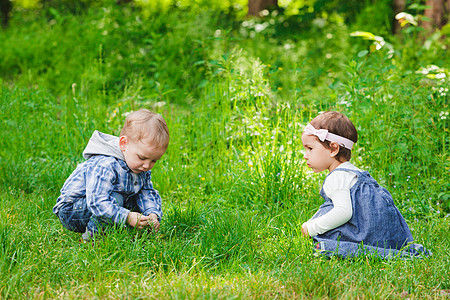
[329,142,340,157]
[119,136,128,152]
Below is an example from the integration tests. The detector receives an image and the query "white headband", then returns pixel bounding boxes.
[304,123,355,150]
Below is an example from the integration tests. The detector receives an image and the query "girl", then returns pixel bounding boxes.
[301,111,429,258]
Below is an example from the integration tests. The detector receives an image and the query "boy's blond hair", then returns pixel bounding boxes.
[120,109,169,149]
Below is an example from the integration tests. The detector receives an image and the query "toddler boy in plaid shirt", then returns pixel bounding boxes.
[53,109,169,241]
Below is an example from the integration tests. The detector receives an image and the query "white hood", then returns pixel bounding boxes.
[82,130,125,161]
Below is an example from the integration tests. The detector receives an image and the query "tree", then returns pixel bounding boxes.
[0,0,12,28]
[248,0,278,17]
[393,0,406,33]
[423,0,450,30]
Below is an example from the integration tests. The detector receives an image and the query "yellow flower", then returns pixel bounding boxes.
[201,177,206,181]
[248,159,253,168]
[278,67,283,70]
[277,87,282,90]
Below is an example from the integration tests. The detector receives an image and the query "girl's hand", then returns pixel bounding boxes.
[301,223,310,238]
[127,212,151,229]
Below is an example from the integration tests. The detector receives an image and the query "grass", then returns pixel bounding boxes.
[2,188,448,298]
[0,1,449,298]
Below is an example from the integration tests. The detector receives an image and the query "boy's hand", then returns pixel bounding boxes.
[127,212,151,229]
[301,223,310,238]
[126,212,160,232]
[146,213,160,233]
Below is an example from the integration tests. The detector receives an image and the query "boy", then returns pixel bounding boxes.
[53,109,169,241]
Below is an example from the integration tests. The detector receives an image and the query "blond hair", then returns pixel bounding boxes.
[120,109,169,149]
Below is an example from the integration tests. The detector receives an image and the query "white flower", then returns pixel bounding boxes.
[260,9,269,17]
[395,12,418,26]
[416,65,441,75]
[255,23,269,33]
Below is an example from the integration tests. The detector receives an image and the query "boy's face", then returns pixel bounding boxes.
[119,136,166,174]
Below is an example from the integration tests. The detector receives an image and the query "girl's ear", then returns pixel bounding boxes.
[329,142,340,157]
[119,136,128,152]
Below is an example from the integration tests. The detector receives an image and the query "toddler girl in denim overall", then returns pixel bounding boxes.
[301,111,429,258]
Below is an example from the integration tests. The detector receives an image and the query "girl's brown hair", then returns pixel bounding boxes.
[310,111,357,162]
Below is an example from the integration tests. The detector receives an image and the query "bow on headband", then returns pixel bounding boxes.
[304,123,354,150]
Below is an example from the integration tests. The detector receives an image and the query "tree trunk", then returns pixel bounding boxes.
[423,0,448,30]
[392,0,406,34]
[443,0,450,26]
[0,0,12,28]
[248,0,278,17]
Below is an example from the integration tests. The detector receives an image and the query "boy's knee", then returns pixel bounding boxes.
[56,198,91,233]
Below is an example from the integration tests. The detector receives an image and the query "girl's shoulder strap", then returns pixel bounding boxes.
[328,167,364,177]
[322,167,362,191]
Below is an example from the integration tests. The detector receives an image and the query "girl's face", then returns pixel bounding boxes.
[301,133,341,173]
[120,136,166,174]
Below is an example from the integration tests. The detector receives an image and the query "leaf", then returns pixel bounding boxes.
[194,60,206,66]
[350,31,376,41]
[357,50,369,57]
[408,3,431,10]
[441,24,450,35]
[49,7,60,20]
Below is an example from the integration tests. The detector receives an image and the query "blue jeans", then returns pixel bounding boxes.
[56,192,138,234]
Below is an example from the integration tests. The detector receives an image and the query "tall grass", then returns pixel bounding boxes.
[0,2,449,298]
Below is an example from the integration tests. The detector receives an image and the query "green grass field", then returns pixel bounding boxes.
[0,2,449,298]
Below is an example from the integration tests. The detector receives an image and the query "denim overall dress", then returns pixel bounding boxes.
[311,168,429,258]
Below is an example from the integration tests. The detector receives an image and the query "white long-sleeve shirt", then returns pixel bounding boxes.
[305,162,360,237]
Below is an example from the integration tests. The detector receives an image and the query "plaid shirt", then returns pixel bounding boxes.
[53,155,162,225]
